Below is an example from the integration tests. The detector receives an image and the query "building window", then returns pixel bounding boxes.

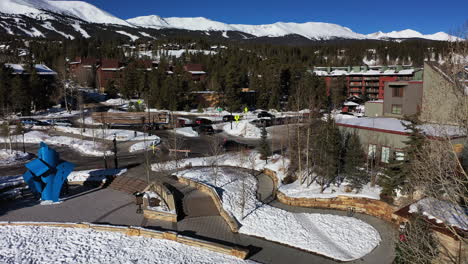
[368,144,377,159]
[392,87,404,97]
[395,151,405,161]
[381,147,390,163]
[391,104,402,115]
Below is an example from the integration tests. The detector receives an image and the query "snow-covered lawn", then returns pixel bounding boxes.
[55,126,159,142]
[223,120,264,139]
[45,136,112,157]
[0,131,111,157]
[68,168,127,183]
[0,225,254,264]
[0,149,32,166]
[175,167,381,261]
[280,180,382,200]
[172,127,199,137]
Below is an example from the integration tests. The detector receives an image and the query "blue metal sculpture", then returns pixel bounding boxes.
[23,142,75,202]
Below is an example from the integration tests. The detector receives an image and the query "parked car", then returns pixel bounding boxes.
[46,119,73,127]
[257,111,275,119]
[196,125,214,134]
[251,118,273,128]
[20,118,48,126]
[195,118,213,125]
[222,115,235,122]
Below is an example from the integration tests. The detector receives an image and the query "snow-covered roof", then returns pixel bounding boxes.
[5,64,57,75]
[188,71,206,75]
[409,197,468,231]
[336,117,465,138]
[343,101,359,106]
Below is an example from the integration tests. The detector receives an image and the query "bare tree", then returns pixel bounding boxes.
[208,137,224,186]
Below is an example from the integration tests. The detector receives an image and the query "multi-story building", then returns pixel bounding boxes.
[313,65,423,100]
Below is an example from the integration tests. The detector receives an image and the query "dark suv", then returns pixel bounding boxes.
[257,111,275,119]
[195,118,213,125]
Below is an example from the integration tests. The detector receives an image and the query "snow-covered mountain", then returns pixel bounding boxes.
[0,0,132,26]
[0,0,460,42]
[127,15,368,40]
[367,29,458,41]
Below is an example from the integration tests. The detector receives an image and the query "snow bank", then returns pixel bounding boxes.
[0,131,49,144]
[0,149,32,166]
[409,197,468,231]
[0,225,253,264]
[173,127,199,137]
[176,167,381,261]
[0,175,24,191]
[68,168,127,183]
[55,126,159,142]
[144,191,174,213]
[45,136,112,157]
[223,120,264,138]
[129,138,161,153]
[280,180,382,200]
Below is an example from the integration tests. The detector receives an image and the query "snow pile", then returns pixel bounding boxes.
[409,197,468,231]
[0,149,32,166]
[129,139,161,153]
[173,127,199,137]
[0,131,49,144]
[280,180,382,200]
[55,126,159,141]
[45,136,112,157]
[0,225,254,264]
[68,168,127,183]
[102,98,131,106]
[223,120,264,139]
[176,167,381,261]
[0,175,24,191]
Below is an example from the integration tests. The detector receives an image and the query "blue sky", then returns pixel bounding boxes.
[85,0,466,34]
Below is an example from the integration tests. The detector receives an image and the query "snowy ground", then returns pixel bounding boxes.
[280,180,382,200]
[175,167,381,261]
[67,168,127,183]
[0,149,32,166]
[0,131,111,157]
[172,127,199,137]
[55,126,160,142]
[152,151,381,200]
[0,225,254,264]
[129,138,161,153]
[223,120,264,139]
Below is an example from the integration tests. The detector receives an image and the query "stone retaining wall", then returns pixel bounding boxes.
[176,177,240,233]
[0,222,248,259]
[142,182,178,222]
[262,168,404,224]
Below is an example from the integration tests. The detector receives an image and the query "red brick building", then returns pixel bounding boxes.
[184,64,206,81]
[314,66,423,100]
[96,59,125,92]
[68,57,99,86]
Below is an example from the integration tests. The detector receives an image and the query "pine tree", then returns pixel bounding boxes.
[258,123,271,162]
[344,132,368,191]
[315,118,342,192]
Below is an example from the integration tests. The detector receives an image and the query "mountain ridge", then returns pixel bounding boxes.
[0,0,460,41]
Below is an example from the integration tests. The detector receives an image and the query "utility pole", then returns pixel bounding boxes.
[113,134,118,169]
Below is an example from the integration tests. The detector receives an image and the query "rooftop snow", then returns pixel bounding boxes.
[336,117,465,138]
